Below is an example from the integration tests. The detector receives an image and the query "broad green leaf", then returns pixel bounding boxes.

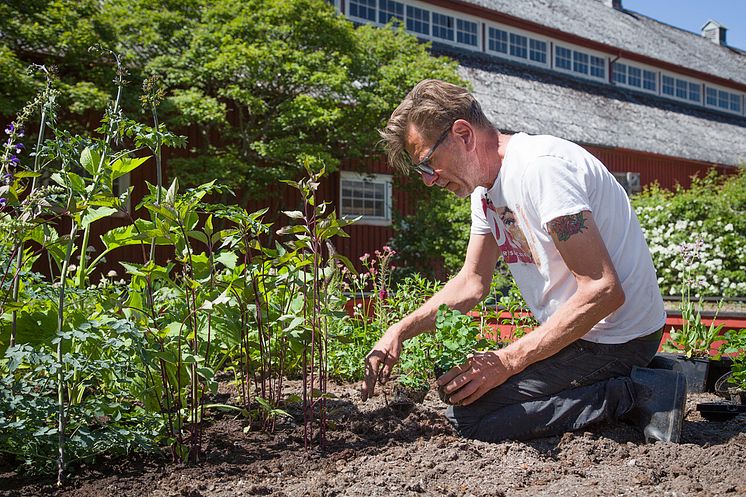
[205,215,213,237]
[215,251,238,269]
[285,316,305,331]
[81,206,117,229]
[200,289,231,311]
[0,308,58,349]
[111,156,150,180]
[80,147,102,176]
[187,230,208,245]
[283,210,304,219]
[101,223,170,250]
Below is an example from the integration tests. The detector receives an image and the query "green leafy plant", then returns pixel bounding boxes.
[720,329,746,391]
[431,305,493,375]
[391,184,472,280]
[662,239,725,358]
[397,305,494,392]
[0,318,165,476]
[328,271,442,383]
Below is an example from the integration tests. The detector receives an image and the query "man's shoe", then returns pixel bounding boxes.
[628,366,687,443]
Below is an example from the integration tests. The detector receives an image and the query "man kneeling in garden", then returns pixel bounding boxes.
[360,79,687,443]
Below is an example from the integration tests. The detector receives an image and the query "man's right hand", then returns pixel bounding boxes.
[361,327,403,401]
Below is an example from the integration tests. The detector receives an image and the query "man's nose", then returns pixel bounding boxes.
[420,170,439,187]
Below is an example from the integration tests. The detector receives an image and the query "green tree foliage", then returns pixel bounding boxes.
[391,182,473,278]
[0,0,119,123]
[2,0,464,199]
[0,45,38,116]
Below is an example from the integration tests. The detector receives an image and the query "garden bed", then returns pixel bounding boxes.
[2,379,745,497]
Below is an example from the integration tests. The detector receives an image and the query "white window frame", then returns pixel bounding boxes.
[339,171,393,226]
[378,0,404,25]
[431,11,454,42]
[347,0,376,23]
[613,59,659,95]
[553,42,607,82]
[406,4,430,36]
[417,1,482,51]
[589,54,605,79]
[487,26,508,54]
[529,38,547,64]
[704,83,745,115]
[485,22,549,68]
[660,71,704,105]
[456,18,478,48]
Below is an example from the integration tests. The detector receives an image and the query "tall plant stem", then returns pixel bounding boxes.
[149,106,162,263]
[56,222,79,486]
[10,96,49,347]
[76,66,123,289]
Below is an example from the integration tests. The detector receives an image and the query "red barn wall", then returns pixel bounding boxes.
[583,145,736,190]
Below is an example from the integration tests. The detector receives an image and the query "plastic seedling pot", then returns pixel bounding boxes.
[706,356,734,392]
[696,402,746,422]
[648,353,710,393]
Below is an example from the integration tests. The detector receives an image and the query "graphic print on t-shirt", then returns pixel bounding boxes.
[482,196,534,264]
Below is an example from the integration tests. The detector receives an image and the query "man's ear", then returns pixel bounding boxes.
[452,119,476,153]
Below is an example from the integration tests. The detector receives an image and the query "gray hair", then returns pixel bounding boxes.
[379,79,495,174]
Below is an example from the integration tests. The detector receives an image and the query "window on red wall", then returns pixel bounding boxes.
[339,171,392,226]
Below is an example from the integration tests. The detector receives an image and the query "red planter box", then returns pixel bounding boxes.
[470,310,746,354]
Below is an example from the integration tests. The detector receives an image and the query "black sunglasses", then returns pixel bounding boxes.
[410,124,452,176]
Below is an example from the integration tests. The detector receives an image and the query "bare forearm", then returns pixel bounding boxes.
[501,280,625,375]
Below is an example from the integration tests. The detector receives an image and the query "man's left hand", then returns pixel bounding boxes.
[436,351,513,406]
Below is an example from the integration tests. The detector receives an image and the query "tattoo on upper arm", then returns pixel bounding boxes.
[548,213,587,242]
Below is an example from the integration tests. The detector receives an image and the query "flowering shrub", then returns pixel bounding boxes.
[632,169,746,297]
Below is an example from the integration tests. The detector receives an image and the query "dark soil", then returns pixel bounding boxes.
[2,380,746,497]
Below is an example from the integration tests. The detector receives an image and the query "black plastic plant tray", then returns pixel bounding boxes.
[696,402,746,422]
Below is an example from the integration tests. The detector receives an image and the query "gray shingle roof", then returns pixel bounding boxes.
[464,0,746,86]
[444,47,746,166]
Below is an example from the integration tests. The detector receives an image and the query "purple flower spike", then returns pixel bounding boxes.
[15,143,24,154]
[2,173,11,185]
[0,198,7,208]
[9,155,20,166]
[4,124,14,135]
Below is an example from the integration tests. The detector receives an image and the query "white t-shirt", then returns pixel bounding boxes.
[471,133,665,344]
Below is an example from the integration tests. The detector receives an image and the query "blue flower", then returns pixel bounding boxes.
[9,155,20,166]
[14,143,24,154]
[4,124,14,135]
[0,198,6,208]
[2,173,11,185]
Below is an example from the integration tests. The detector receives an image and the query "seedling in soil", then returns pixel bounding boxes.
[394,305,496,407]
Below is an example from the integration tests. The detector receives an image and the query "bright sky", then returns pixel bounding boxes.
[623,0,746,50]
